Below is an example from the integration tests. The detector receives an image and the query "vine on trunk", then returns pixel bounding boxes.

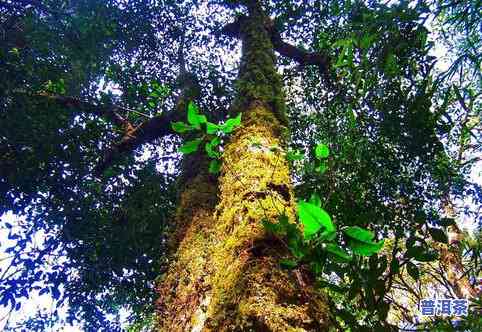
[172,102,385,280]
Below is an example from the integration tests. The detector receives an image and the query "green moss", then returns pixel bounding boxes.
[234,11,287,125]
[197,104,331,331]
[157,11,332,332]
[155,159,218,332]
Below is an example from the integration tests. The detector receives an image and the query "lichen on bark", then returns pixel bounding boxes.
[156,3,333,331]
[233,5,287,126]
[202,102,332,331]
[155,153,219,331]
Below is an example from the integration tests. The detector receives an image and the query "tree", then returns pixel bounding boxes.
[0,0,480,331]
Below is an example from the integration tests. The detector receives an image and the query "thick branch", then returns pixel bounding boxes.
[34,93,179,175]
[221,16,331,75]
[268,29,330,73]
[94,110,178,175]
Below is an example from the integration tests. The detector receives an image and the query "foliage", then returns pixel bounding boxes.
[173,101,242,173]
[0,0,480,330]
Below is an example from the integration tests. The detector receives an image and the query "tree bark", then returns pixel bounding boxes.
[438,199,478,299]
[155,2,332,331]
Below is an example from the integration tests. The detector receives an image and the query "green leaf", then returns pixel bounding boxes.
[208,159,222,174]
[324,243,352,262]
[279,259,298,269]
[206,122,220,134]
[309,193,321,207]
[171,122,193,134]
[286,150,304,161]
[147,100,156,108]
[179,138,202,154]
[390,258,400,274]
[360,33,376,49]
[187,102,207,129]
[316,279,345,292]
[220,113,242,134]
[9,47,20,56]
[414,251,438,262]
[414,210,426,224]
[344,226,384,256]
[287,235,306,259]
[383,53,399,76]
[262,218,281,234]
[205,137,222,158]
[378,301,390,321]
[406,262,419,280]
[347,238,384,256]
[428,228,448,243]
[278,214,290,227]
[315,163,328,174]
[405,246,438,262]
[297,201,335,239]
[405,245,423,259]
[149,90,160,98]
[315,143,329,159]
[344,226,375,243]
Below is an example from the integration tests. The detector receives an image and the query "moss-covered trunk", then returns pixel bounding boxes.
[156,3,332,331]
[438,201,478,299]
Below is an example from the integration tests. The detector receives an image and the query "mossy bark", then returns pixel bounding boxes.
[156,103,332,332]
[156,153,219,330]
[156,3,333,331]
[437,202,478,299]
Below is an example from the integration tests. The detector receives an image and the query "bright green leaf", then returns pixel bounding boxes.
[297,200,336,239]
[179,138,202,154]
[344,226,375,242]
[187,102,207,129]
[347,238,384,256]
[208,159,222,174]
[344,226,384,256]
[286,150,304,161]
[315,143,329,159]
[205,138,221,159]
[325,243,352,262]
[206,122,220,134]
[220,113,242,134]
[171,122,193,134]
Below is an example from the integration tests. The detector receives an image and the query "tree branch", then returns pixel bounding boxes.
[94,29,200,175]
[221,15,331,76]
[33,93,180,175]
[94,110,179,175]
[269,30,330,73]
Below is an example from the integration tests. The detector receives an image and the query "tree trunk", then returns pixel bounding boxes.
[438,200,478,299]
[156,3,332,331]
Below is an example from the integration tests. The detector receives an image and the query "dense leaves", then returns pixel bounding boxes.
[0,0,480,331]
